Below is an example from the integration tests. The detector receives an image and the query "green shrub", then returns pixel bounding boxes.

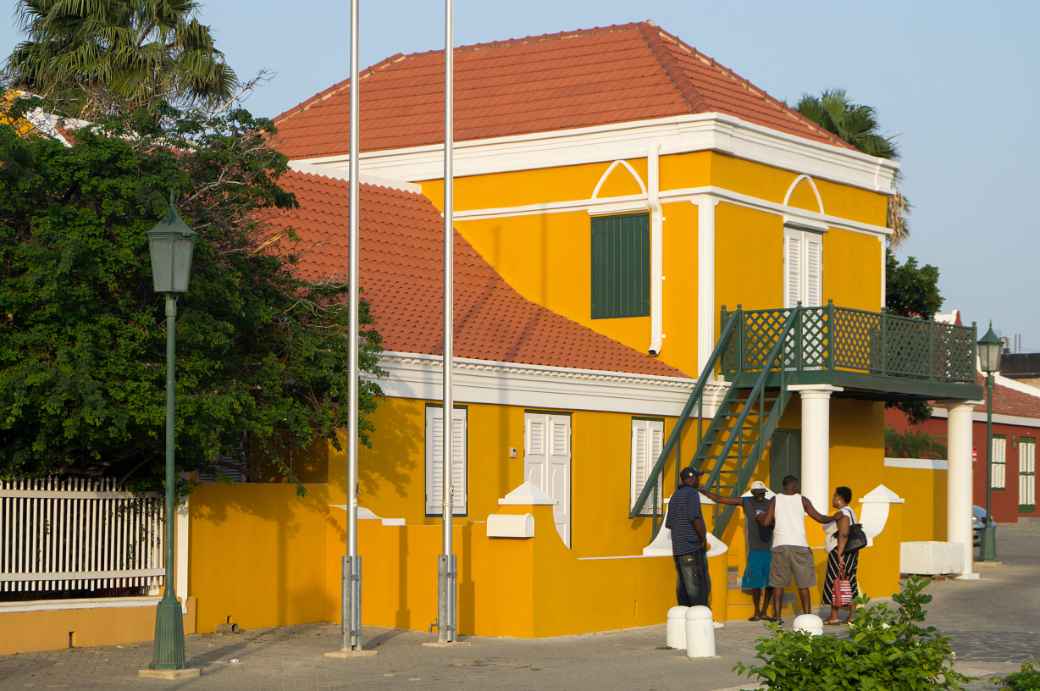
[735,576,968,690]
[885,428,947,459]
[998,661,1040,690]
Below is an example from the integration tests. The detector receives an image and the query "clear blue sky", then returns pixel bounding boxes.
[4,1,1038,348]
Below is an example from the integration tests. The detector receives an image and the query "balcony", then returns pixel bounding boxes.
[720,304,983,401]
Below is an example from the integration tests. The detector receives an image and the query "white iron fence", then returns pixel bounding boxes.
[0,478,165,596]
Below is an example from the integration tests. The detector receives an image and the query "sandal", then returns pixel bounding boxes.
[748,614,762,622]
[824,619,842,626]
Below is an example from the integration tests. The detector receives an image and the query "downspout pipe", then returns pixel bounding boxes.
[648,143,664,355]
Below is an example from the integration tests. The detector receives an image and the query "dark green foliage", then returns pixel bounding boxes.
[5,0,237,118]
[885,428,947,459]
[736,576,968,690]
[796,89,898,160]
[0,104,381,485]
[998,661,1040,690]
[886,250,943,320]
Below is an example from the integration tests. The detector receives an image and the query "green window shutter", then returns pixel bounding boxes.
[591,213,650,319]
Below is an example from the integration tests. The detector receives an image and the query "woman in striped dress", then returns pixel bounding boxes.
[822,486,859,625]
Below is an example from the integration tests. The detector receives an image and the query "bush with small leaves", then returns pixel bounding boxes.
[735,576,968,690]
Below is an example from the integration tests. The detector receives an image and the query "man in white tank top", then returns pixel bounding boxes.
[755,475,836,623]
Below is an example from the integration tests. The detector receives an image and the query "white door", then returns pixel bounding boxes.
[524,413,572,548]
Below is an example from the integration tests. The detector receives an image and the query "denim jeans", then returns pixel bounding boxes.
[674,550,710,607]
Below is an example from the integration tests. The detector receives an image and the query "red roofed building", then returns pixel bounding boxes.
[185,21,985,641]
[886,373,1040,523]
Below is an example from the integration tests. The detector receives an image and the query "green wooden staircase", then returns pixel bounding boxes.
[630,307,798,538]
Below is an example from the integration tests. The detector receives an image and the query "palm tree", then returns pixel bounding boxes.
[4,0,238,118]
[797,89,910,244]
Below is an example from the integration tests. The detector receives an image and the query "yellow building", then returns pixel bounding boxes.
[119,22,991,644]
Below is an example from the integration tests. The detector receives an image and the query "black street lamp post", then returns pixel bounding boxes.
[977,323,1002,562]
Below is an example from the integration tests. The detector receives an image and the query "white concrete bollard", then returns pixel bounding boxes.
[666,606,688,649]
[793,613,824,636]
[684,606,716,658]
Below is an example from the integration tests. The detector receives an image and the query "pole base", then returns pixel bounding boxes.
[138,668,200,680]
[981,524,998,561]
[422,640,471,648]
[956,572,981,580]
[324,648,378,658]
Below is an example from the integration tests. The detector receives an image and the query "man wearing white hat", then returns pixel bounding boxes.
[699,480,776,621]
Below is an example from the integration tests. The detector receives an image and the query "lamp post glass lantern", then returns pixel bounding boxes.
[146,199,196,671]
[978,323,1001,561]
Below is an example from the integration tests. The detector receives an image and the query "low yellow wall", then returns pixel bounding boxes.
[189,483,337,633]
[0,598,196,655]
[882,466,948,543]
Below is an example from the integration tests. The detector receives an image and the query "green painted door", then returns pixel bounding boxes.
[769,429,801,493]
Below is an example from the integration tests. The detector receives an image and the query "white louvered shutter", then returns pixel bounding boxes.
[991,437,1006,489]
[1019,440,1035,506]
[631,419,664,515]
[784,230,802,308]
[548,416,572,547]
[805,232,823,307]
[425,407,467,515]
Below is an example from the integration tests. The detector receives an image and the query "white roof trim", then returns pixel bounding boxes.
[498,481,554,506]
[288,112,899,195]
[372,351,722,417]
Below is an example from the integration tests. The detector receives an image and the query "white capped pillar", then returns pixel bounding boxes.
[692,195,718,374]
[944,401,979,579]
[789,385,843,510]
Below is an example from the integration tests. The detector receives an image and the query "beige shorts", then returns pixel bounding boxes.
[769,545,816,589]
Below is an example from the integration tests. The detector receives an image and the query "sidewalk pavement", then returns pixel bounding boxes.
[1,521,1037,690]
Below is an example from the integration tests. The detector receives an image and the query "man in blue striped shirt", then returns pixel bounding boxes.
[667,467,710,607]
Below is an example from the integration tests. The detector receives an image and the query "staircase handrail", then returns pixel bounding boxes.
[629,311,739,518]
[700,309,798,495]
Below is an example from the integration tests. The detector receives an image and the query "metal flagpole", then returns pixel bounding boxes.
[438,0,457,645]
[344,0,363,653]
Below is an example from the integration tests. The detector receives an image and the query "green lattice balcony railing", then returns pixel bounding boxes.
[721,303,978,385]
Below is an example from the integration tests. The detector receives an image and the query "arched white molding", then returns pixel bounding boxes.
[782,174,825,215]
[591,159,647,199]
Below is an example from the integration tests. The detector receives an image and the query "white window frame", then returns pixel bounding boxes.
[631,418,664,515]
[425,406,468,516]
[784,224,824,308]
[991,435,1007,490]
[1018,438,1035,508]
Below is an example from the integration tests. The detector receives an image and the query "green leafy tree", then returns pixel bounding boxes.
[736,576,969,689]
[4,0,237,118]
[796,89,911,245]
[886,251,943,319]
[0,104,381,485]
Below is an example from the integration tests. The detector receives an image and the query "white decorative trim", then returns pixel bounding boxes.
[591,159,647,198]
[782,174,825,213]
[641,505,728,558]
[885,457,949,470]
[288,112,899,194]
[587,200,650,216]
[0,596,161,614]
[693,195,718,374]
[859,483,905,504]
[454,185,891,238]
[329,504,406,527]
[374,351,699,417]
[498,481,555,506]
[995,372,1040,399]
[175,499,189,613]
[879,236,887,309]
[788,384,844,393]
[648,144,663,356]
[783,215,829,233]
[930,407,1040,429]
[283,162,421,193]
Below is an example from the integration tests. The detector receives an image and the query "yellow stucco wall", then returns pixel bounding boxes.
[883,467,948,542]
[0,599,195,655]
[339,397,704,559]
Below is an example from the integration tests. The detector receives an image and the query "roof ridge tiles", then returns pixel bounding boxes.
[646,25,850,149]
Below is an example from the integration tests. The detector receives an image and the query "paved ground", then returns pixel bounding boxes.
[2,522,1037,690]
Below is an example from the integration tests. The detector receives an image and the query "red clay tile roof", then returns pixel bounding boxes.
[978,376,1040,419]
[260,170,687,378]
[271,21,850,160]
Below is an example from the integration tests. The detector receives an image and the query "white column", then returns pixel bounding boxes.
[945,401,978,579]
[648,144,663,355]
[692,196,718,374]
[790,385,843,510]
[175,498,189,612]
